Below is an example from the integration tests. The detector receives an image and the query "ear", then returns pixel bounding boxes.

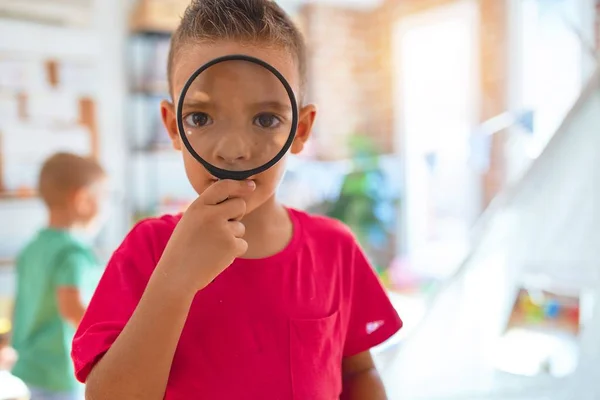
[72,186,92,216]
[291,104,317,154]
[161,100,182,151]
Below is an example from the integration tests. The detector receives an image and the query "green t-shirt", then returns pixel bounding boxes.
[11,228,101,391]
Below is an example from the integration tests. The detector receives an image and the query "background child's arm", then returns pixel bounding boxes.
[341,351,388,400]
[56,287,86,327]
[54,247,95,327]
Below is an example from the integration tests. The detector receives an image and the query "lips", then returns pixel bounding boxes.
[209,177,257,184]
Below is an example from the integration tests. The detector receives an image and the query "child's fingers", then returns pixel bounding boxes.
[227,221,245,238]
[233,238,248,257]
[216,197,247,221]
[201,180,256,206]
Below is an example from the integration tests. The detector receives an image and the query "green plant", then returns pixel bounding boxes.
[324,135,400,272]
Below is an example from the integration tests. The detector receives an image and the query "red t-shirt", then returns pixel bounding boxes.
[72,208,402,399]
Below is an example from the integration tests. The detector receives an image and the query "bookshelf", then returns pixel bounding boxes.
[124,0,196,224]
[125,28,197,224]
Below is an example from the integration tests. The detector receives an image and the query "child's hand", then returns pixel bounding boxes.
[157,179,256,294]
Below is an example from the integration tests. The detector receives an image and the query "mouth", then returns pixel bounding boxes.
[209,177,257,184]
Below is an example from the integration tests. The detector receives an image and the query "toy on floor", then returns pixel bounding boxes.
[513,288,581,334]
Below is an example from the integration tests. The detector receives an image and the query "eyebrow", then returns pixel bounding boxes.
[182,99,292,114]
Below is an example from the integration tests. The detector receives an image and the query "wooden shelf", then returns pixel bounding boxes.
[0,190,38,200]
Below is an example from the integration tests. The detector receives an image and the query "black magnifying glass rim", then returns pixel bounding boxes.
[176,54,299,181]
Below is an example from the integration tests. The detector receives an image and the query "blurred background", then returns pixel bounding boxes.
[0,0,599,398]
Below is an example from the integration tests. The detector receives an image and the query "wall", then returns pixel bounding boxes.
[297,3,393,160]
[0,19,101,259]
[0,0,131,261]
[298,0,493,162]
[597,0,600,50]
[89,0,131,254]
[298,0,596,209]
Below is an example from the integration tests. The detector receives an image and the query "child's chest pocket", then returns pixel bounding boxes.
[289,309,343,400]
[172,306,343,400]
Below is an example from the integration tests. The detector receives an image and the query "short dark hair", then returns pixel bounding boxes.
[167,0,307,100]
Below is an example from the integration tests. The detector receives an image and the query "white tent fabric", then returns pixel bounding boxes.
[378,69,600,399]
[508,68,600,286]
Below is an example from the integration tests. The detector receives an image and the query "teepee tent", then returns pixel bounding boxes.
[380,68,600,399]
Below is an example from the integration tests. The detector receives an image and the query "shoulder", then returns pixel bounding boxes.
[124,214,181,242]
[19,231,91,266]
[60,239,96,266]
[289,208,358,249]
[112,214,181,265]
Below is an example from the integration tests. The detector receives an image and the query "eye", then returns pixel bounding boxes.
[184,112,211,127]
[254,113,281,129]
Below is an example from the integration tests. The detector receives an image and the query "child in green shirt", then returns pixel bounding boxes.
[10,153,108,400]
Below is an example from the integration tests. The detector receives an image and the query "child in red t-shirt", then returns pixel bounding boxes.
[72,0,402,398]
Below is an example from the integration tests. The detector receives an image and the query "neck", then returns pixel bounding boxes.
[240,196,292,259]
[48,208,80,231]
[241,196,286,229]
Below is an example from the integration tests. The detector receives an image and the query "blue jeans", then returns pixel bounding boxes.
[27,386,84,400]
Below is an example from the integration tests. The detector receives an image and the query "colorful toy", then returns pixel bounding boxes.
[566,306,580,324]
[544,299,560,319]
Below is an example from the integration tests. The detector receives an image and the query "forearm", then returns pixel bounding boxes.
[85,268,194,400]
[66,304,86,328]
[56,287,87,328]
[341,368,388,400]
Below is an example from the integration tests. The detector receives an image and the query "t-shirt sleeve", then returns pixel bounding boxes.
[54,248,92,288]
[71,223,157,383]
[343,244,403,358]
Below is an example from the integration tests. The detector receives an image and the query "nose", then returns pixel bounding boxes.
[213,130,252,167]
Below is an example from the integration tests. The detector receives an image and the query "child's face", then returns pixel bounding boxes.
[74,178,110,234]
[161,41,316,215]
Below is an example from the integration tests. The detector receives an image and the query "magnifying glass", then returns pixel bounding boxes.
[176,54,299,181]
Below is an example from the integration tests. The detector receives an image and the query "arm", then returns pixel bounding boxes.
[57,287,86,327]
[339,239,402,400]
[54,248,93,328]
[85,269,194,400]
[341,351,387,400]
[84,180,253,400]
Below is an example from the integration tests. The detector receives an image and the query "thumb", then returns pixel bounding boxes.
[201,179,256,205]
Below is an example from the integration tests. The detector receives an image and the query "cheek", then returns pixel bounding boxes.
[256,160,287,192]
[79,199,97,221]
[182,150,212,195]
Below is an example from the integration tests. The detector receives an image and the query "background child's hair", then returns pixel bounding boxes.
[167,0,307,100]
[38,152,105,208]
